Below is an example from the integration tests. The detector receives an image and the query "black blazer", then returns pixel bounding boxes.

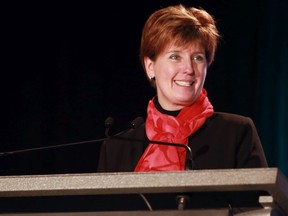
[97,112,268,172]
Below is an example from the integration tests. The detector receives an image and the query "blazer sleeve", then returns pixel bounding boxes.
[235,117,268,168]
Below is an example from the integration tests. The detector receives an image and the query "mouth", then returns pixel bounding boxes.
[174,80,194,86]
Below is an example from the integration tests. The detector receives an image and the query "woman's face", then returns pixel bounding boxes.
[144,42,207,110]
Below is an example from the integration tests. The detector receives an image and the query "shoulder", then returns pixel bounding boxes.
[208,112,254,126]
[200,112,257,136]
[122,121,146,138]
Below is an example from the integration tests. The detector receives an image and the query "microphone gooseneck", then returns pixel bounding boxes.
[147,139,194,170]
[0,116,194,170]
[0,138,108,156]
[0,117,141,157]
[106,116,195,170]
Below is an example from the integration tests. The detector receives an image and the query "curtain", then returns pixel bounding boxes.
[256,0,288,176]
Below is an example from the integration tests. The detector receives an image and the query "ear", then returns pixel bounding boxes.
[144,56,155,79]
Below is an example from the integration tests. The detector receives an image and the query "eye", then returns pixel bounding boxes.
[192,54,206,62]
[169,54,180,60]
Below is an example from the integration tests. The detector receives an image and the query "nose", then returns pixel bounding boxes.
[183,59,194,75]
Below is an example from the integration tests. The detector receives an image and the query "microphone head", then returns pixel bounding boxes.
[105,117,114,138]
[131,117,144,129]
[105,117,114,129]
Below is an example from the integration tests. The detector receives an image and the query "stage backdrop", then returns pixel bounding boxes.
[1,0,287,176]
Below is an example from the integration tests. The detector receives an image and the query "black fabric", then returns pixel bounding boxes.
[153,96,181,117]
[97,112,268,172]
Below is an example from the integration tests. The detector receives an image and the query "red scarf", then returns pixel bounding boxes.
[134,89,214,172]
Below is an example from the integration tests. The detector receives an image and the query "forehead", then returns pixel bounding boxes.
[163,40,205,53]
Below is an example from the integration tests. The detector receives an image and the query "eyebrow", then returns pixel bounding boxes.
[166,50,205,55]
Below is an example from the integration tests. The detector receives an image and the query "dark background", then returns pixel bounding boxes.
[1,1,287,176]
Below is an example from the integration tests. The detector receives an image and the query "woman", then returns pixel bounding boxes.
[97,4,267,172]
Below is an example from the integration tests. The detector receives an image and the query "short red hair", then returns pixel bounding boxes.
[140,4,220,85]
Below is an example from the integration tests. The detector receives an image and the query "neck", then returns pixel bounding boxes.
[154,96,181,117]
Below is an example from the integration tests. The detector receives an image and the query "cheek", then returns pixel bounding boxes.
[155,64,175,80]
[195,65,207,79]
[201,71,207,80]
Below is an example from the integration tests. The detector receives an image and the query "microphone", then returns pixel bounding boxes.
[106,117,194,170]
[109,137,194,169]
[101,116,195,170]
[0,137,108,156]
[105,116,114,137]
[147,140,194,170]
[131,117,145,129]
[0,117,144,157]
[108,116,145,138]
[1,116,194,170]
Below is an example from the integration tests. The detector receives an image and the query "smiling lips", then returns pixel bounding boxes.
[174,80,195,86]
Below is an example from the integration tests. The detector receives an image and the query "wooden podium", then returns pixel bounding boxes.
[0,168,287,215]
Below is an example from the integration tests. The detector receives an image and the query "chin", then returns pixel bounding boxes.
[175,99,194,108]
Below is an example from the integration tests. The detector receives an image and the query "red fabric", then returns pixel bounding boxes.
[134,89,214,172]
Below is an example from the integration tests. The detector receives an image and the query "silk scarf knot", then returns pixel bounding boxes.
[134,89,214,172]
